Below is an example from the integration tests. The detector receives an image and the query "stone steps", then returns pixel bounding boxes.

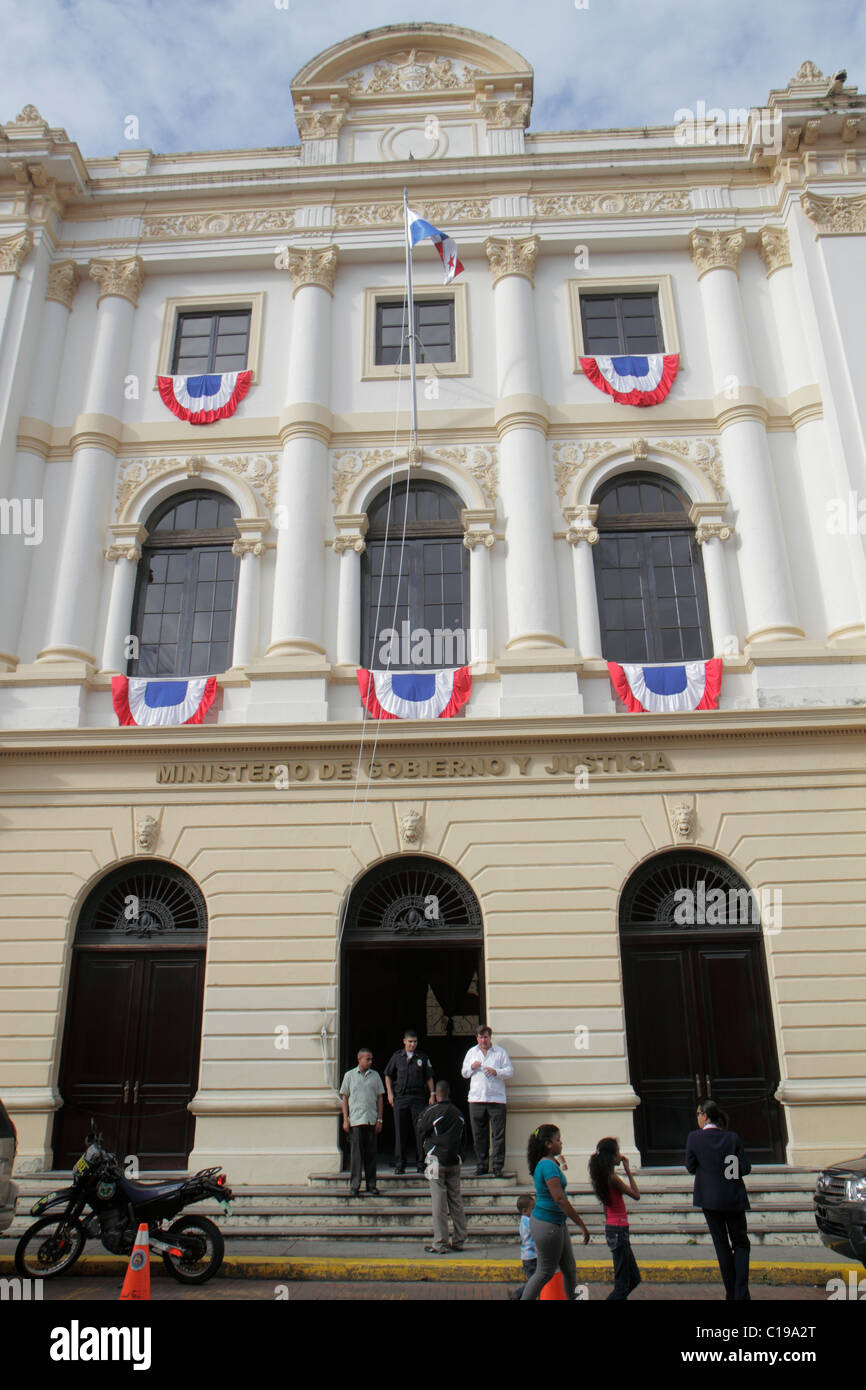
[7,1166,821,1247]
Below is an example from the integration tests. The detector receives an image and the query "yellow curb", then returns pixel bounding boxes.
[1,1253,859,1285]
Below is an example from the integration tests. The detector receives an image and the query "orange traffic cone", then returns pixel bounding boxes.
[119,1223,151,1300]
[540,1270,567,1300]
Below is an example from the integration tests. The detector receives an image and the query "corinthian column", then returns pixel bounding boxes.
[690,229,802,644]
[758,224,866,642]
[0,261,80,668]
[37,257,144,665]
[267,246,337,662]
[461,509,497,663]
[485,236,564,651]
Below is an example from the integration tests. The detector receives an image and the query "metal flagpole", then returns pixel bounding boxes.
[403,186,419,459]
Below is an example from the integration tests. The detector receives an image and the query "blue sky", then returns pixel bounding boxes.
[2,0,863,156]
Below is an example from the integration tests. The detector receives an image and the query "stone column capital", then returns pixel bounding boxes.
[232,517,270,558]
[801,192,866,235]
[105,523,147,563]
[757,226,792,277]
[89,256,144,307]
[333,511,368,555]
[564,504,599,545]
[689,501,733,543]
[463,529,496,551]
[45,259,81,309]
[279,245,339,296]
[689,228,747,279]
[0,228,34,276]
[484,235,540,286]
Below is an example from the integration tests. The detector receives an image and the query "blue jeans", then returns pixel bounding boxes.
[605,1224,641,1300]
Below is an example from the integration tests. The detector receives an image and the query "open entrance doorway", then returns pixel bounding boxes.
[340,856,484,1165]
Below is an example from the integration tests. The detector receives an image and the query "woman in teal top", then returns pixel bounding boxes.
[519,1124,590,1299]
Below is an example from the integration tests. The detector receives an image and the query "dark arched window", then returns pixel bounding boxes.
[129,490,240,677]
[592,472,711,663]
[361,481,468,669]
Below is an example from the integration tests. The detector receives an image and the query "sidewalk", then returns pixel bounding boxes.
[1,1236,858,1285]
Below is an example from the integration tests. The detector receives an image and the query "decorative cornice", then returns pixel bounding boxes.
[532,189,691,218]
[757,225,792,276]
[792,60,825,83]
[281,245,338,296]
[689,228,746,278]
[45,259,80,308]
[801,192,866,235]
[143,209,295,239]
[484,235,539,286]
[335,198,488,228]
[9,104,49,127]
[0,229,34,276]
[89,256,144,306]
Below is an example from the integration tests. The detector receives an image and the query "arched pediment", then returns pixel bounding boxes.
[291,23,533,96]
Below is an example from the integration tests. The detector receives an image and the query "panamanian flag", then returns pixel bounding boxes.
[608,659,722,713]
[580,354,679,406]
[407,208,464,284]
[112,676,218,726]
[357,667,471,720]
[157,371,252,425]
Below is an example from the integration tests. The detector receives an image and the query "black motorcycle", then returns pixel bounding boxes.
[14,1128,233,1284]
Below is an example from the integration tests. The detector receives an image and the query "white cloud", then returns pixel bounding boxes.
[1,0,863,155]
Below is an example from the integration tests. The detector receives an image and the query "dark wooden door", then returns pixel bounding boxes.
[53,950,204,1172]
[622,936,786,1165]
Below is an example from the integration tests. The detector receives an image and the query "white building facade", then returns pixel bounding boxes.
[0,26,864,1182]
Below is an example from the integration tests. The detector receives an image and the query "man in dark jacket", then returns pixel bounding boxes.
[685,1099,752,1300]
[383,1030,434,1174]
[416,1080,467,1253]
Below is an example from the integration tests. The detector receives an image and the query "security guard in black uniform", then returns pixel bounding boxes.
[383,1030,434,1173]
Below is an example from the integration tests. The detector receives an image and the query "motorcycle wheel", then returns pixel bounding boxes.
[161,1214,224,1284]
[15,1215,87,1279]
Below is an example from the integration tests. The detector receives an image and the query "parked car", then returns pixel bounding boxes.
[814,1155,866,1269]
[0,1098,19,1232]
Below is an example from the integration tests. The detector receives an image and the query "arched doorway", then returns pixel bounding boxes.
[53,861,207,1171]
[619,851,787,1165]
[340,856,484,1162]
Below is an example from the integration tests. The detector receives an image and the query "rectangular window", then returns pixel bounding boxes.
[374,298,456,366]
[579,293,663,356]
[171,310,251,375]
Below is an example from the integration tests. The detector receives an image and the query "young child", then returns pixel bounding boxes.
[588,1136,642,1300]
[512,1193,538,1298]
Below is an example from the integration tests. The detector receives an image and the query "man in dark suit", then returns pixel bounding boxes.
[685,1099,752,1300]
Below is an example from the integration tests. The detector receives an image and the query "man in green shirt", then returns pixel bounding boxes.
[339,1048,385,1196]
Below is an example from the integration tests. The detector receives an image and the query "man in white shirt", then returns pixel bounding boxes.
[461,1024,514,1177]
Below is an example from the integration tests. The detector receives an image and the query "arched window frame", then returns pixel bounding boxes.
[592,471,713,664]
[128,489,241,677]
[360,480,469,670]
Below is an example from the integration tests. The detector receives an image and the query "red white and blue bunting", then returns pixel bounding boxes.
[157,371,252,425]
[580,354,679,407]
[608,659,722,713]
[357,667,471,720]
[112,676,218,727]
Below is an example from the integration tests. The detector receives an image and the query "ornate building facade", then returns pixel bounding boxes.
[0,26,864,1181]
